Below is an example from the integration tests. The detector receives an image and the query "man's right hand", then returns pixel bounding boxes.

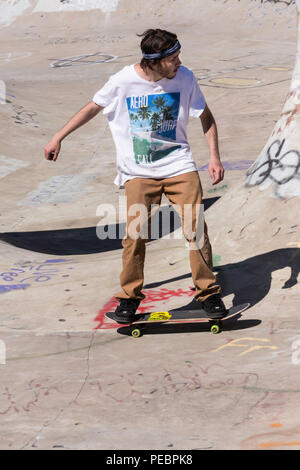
[44,138,61,162]
[43,101,103,163]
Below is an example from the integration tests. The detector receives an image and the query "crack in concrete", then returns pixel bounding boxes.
[7,333,122,362]
[20,331,96,450]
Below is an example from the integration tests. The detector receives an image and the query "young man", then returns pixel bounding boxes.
[44,29,227,323]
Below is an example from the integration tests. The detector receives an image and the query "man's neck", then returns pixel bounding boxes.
[134,63,164,82]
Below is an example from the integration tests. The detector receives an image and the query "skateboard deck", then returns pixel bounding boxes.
[105,302,250,337]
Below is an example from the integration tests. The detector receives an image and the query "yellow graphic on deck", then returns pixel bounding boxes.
[148,312,172,321]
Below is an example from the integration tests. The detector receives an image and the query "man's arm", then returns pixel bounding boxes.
[44,101,103,161]
[200,105,224,185]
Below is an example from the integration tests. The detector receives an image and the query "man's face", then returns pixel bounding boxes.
[157,50,182,79]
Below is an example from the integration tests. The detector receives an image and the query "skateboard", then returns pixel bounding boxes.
[105,303,250,338]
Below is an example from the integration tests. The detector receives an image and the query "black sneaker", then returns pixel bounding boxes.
[114,298,140,324]
[201,294,227,319]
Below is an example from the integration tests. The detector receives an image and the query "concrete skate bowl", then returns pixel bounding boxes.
[1,0,299,306]
[0,1,297,31]
[1,1,300,452]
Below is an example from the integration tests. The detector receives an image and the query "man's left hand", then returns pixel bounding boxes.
[208,159,224,185]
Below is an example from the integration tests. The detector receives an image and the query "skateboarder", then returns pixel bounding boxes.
[44,28,227,323]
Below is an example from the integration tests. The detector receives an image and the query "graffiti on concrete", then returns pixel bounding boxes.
[245,0,300,198]
[0,259,74,294]
[95,287,195,329]
[0,155,29,180]
[246,139,300,195]
[34,0,119,13]
[19,174,94,205]
[196,61,291,89]
[50,52,117,68]
[199,160,254,171]
[213,337,279,356]
[260,0,294,5]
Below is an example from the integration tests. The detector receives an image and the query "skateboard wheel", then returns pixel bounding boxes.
[131,328,142,338]
[211,324,220,334]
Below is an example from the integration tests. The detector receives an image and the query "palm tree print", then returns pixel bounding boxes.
[150,112,162,131]
[127,92,180,143]
[137,106,151,121]
[162,106,175,122]
[153,96,168,113]
[134,102,175,131]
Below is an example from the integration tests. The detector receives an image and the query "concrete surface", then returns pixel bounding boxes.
[0,0,300,450]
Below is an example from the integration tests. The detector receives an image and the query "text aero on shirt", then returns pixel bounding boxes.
[92,65,206,186]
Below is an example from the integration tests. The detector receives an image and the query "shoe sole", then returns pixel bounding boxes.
[113,316,135,324]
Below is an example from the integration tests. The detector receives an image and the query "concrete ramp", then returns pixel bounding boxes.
[205,0,299,317]
[0,0,300,451]
[246,0,300,197]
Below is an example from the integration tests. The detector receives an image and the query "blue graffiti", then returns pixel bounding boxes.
[0,284,30,293]
[0,259,72,294]
[199,160,254,171]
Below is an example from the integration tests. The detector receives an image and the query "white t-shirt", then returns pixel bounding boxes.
[93,64,206,186]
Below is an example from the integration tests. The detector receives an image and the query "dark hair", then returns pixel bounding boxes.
[138,29,178,71]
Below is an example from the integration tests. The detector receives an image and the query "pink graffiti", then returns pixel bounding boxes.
[0,381,62,416]
[94,287,194,329]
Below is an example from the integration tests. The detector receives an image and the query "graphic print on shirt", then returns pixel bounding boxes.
[126,93,181,165]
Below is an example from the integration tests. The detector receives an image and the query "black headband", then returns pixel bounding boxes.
[142,40,181,60]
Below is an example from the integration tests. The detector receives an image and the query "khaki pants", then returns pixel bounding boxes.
[115,171,221,302]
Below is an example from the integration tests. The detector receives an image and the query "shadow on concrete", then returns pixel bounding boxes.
[215,248,300,305]
[0,226,123,255]
[116,314,261,336]
[0,198,219,255]
[144,248,300,309]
